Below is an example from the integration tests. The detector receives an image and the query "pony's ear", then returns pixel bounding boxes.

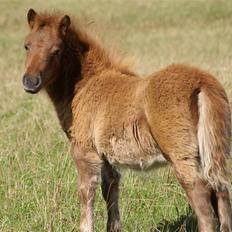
[27,9,37,29]
[59,15,71,36]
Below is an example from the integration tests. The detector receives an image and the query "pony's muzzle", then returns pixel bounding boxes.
[23,74,42,94]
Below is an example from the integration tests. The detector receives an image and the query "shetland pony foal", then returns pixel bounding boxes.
[23,9,231,232]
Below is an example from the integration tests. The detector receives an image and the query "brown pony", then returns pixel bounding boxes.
[22,9,232,232]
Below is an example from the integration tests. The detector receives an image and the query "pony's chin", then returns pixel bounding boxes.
[24,86,41,94]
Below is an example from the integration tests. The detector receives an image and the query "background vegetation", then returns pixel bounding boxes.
[0,0,232,231]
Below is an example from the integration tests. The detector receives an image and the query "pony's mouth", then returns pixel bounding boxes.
[23,74,42,94]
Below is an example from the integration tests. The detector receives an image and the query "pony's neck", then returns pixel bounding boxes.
[45,29,113,135]
[45,54,79,135]
[81,44,114,79]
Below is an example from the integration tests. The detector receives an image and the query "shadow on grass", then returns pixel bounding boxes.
[152,208,198,232]
[152,208,220,232]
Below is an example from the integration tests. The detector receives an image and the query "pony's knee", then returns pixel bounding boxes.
[172,159,199,187]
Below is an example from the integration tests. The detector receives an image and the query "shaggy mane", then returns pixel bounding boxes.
[37,11,136,76]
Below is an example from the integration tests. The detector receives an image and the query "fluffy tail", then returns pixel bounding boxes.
[197,87,231,190]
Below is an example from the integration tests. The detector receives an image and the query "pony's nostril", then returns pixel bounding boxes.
[23,75,41,87]
[30,77,39,86]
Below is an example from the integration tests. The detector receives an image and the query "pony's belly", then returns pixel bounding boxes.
[102,134,167,170]
[94,116,168,170]
[107,152,168,170]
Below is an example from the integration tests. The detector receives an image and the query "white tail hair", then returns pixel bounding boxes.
[197,90,231,190]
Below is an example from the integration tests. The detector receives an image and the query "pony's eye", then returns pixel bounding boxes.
[52,48,61,56]
[24,44,29,51]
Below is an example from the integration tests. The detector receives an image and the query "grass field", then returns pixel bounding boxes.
[0,0,232,231]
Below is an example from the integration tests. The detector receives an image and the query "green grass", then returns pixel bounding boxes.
[0,0,232,231]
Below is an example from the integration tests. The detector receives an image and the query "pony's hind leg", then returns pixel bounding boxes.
[101,160,121,232]
[212,187,232,232]
[172,159,215,232]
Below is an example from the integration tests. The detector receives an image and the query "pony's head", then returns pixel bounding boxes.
[23,9,71,93]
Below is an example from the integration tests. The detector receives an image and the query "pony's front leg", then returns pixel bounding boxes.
[73,148,102,232]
